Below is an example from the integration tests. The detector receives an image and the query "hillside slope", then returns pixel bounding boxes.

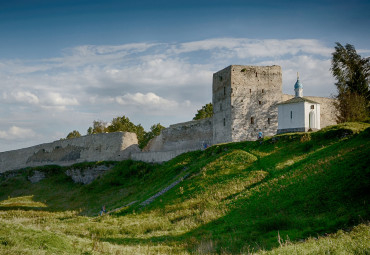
[0,122,369,254]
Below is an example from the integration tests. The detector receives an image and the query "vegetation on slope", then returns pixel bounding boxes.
[0,122,369,254]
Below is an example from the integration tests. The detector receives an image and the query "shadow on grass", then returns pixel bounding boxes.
[0,206,48,211]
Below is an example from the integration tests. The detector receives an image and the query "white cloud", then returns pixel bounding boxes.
[10,91,40,105]
[0,126,36,140]
[173,38,332,58]
[115,92,178,109]
[43,92,79,106]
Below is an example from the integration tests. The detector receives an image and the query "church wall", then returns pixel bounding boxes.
[278,102,305,131]
[304,102,320,130]
[282,94,337,128]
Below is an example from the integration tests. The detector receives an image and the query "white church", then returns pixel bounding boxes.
[277,74,321,134]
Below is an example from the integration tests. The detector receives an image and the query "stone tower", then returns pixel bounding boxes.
[212,65,282,144]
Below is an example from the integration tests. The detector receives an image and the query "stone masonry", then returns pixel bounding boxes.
[213,65,282,143]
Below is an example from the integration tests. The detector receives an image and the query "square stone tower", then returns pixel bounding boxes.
[212,65,282,144]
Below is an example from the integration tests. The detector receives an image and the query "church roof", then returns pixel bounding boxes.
[277,97,320,105]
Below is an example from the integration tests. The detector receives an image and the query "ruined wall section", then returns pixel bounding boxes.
[282,94,337,128]
[212,66,232,144]
[144,118,213,152]
[230,65,282,141]
[0,132,139,173]
[135,118,213,163]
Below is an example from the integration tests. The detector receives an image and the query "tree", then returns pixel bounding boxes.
[141,123,165,149]
[331,42,370,122]
[66,130,81,139]
[86,115,165,149]
[193,103,213,120]
[87,120,108,135]
[106,115,147,147]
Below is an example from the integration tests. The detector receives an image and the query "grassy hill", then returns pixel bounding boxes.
[0,122,369,254]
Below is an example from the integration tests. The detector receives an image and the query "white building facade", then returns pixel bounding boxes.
[277,76,320,134]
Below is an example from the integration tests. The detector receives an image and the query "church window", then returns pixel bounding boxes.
[255,72,258,77]
[223,118,226,126]
[311,105,314,109]
[268,118,271,125]
[224,87,226,96]
[251,117,254,124]
[250,89,252,93]
[262,89,264,93]
[259,101,262,105]
[290,111,293,119]
[219,76,223,81]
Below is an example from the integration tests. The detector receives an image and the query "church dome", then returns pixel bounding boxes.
[294,79,303,89]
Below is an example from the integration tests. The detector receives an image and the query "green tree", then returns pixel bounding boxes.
[331,42,370,122]
[193,103,213,120]
[87,120,108,135]
[66,130,81,139]
[141,123,165,149]
[86,115,164,149]
[106,115,147,147]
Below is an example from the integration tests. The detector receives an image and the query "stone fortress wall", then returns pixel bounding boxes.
[131,117,213,163]
[0,132,139,173]
[0,65,338,173]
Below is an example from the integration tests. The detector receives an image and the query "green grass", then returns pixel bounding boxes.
[0,122,369,254]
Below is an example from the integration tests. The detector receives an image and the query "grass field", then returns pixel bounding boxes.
[0,122,369,254]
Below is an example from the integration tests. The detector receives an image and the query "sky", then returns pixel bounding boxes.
[0,0,369,152]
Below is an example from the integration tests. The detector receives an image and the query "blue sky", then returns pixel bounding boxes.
[0,0,369,152]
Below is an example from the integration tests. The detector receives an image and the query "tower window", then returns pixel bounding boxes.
[223,118,226,126]
[290,111,293,119]
[262,89,264,93]
[259,101,262,105]
[251,117,254,124]
[224,87,226,96]
[219,76,223,81]
[268,118,271,125]
[250,89,252,93]
[311,105,315,109]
